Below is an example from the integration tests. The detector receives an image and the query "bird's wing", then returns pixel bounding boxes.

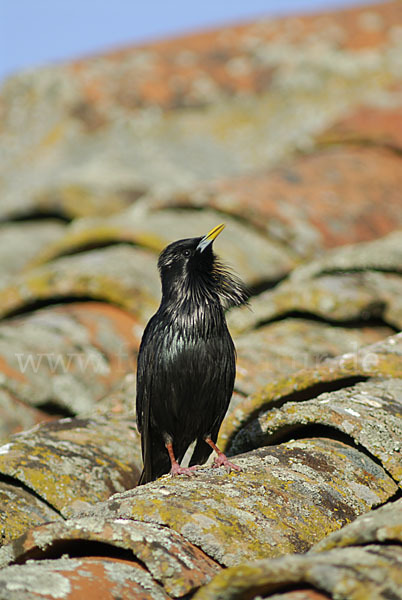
[136,322,153,483]
[136,315,159,437]
[136,315,173,483]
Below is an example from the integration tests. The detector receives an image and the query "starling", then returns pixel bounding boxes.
[136,224,249,484]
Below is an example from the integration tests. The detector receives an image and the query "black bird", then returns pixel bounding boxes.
[136,224,249,484]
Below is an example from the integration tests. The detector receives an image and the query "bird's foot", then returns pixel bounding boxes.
[213,453,242,472]
[170,463,198,477]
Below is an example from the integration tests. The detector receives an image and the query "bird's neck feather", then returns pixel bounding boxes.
[162,270,217,306]
[160,273,225,333]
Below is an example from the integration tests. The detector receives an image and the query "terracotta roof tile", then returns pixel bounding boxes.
[75,438,397,566]
[169,147,402,253]
[0,518,220,596]
[194,500,402,599]
[0,556,171,600]
[67,2,402,112]
[0,303,140,423]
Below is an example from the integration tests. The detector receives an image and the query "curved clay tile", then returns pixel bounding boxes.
[0,517,220,597]
[26,208,296,287]
[157,147,402,254]
[221,332,402,450]
[0,246,159,321]
[0,415,141,544]
[320,105,402,151]
[267,591,331,600]
[0,389,53,444]
[192,545,402,599]
[310,497,402,553]
[0,556,171,600]
[229,230,402,336]
[0,221,65,281]
[64,2,402,112]
[234,319,392,396]
[229,378,402,487]
[70,439,396,566]
[0,481,61,547]
[193,500,402,599]
[1,4,401,221]
[88,372,137,420]
[0,303,140,430]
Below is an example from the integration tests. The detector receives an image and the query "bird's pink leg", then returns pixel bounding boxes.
[165,442,198,477]
[205,437,242,472]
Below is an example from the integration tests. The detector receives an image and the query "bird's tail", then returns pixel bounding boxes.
[137,465,152,486]
[138,434,197,484]
[137,435,173,485]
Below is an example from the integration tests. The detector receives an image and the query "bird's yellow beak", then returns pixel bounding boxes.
[196,223,225,252]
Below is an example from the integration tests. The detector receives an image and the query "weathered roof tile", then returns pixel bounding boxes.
[157,147,402,255]
[0,556,171,600]
[234,319,392,396]
[221,332,402,451]
[310,497,402,552]
[0,246,159,321]
[194,499,402,599]
[0,481,62,548]
[1,4,401,218]
[0,390,52,444]
[26,208,296,287]
[193,544,402,599]
[0,517,220,597]
[77,438,397,566]
[0,303,140,425]
[0,416,140,535]
[229,230,402,336]
[229,378,402,487]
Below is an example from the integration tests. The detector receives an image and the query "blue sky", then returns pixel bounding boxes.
[1,0,381,82]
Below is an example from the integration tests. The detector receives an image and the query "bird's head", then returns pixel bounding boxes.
[158,224,249,310]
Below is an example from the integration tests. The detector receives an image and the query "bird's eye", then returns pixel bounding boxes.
[182,249,191,258]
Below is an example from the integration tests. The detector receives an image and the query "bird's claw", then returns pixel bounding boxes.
[170,464,198,477]
[213,454,242,472]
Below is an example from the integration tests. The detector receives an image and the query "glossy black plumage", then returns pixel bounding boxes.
[136,225,249,484]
